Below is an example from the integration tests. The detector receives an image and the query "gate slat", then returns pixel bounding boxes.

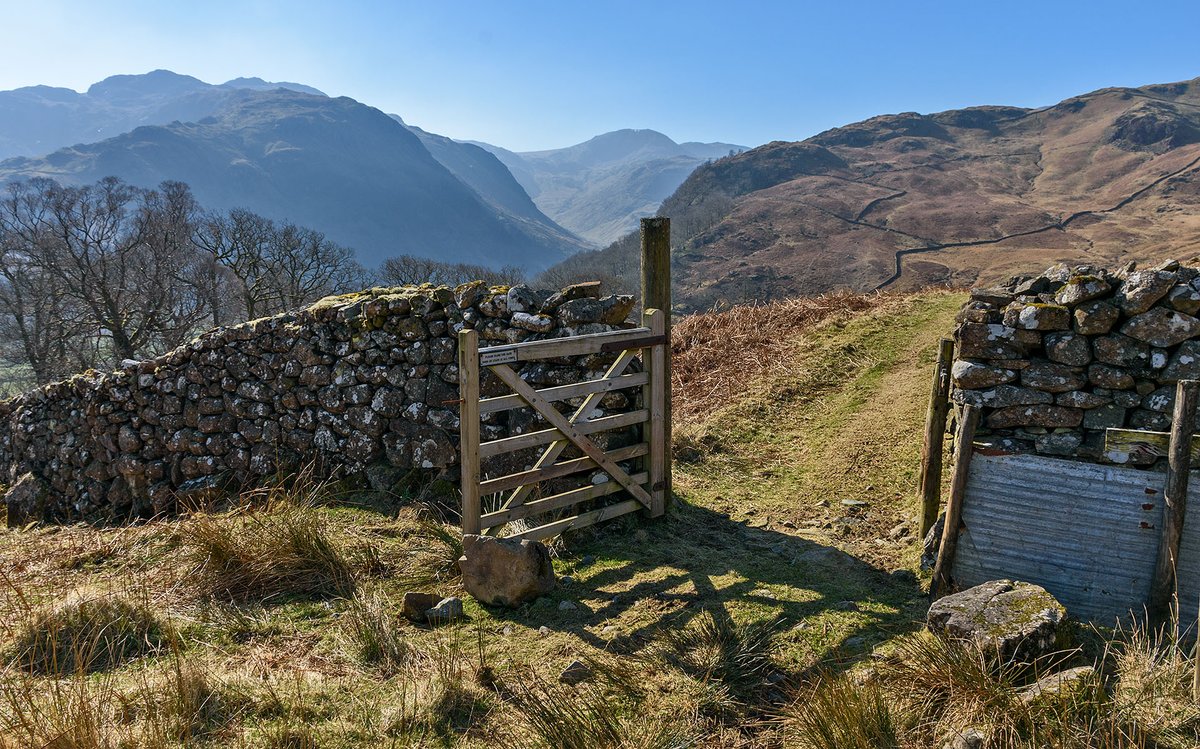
[490,364,655,508]
[480,471,650,529]
[479,372,649,415]
[479,327,652,364]
[478,443,649,495]
[478,409,648,459]
[505,498,644,542]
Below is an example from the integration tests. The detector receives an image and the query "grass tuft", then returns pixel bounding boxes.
[394,518,465,593]
[5,593,169,675]
[500,664,697,749]
[338,586,413,676]
[788,674,900,749]
[655,611,782,703]
[183,496,356,602]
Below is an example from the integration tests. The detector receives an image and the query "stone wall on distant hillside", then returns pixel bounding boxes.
[0,281,637,525]
[951,260,1200,463]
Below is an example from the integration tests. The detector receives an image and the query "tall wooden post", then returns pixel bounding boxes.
[1149,379,1199,623]
[458,328,481,536]
[919,339,956,540]
[931,404,980,600]
[641,217,672,501]
[644,308,668,517]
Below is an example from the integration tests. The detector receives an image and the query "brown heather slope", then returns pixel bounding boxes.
[547,77,1200,310]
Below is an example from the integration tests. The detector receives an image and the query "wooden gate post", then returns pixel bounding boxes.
[1149,378,1200,623]
[641,217,672,501]
[458,328,481,536]
[931,404,980,600]
[918,338,955,540]
[644,308,668,517]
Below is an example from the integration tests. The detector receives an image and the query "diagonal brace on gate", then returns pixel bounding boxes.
[488,359,654,515]
[483,349,639,535]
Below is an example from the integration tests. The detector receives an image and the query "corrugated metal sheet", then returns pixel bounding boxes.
[1174,503,1200,630]
[952,453,1169,625]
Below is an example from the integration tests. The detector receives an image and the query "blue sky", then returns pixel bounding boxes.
[2,0,1199,151]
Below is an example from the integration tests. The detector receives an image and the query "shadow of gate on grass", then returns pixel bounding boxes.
[488,495,928,678]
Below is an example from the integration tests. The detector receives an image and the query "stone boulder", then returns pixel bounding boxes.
[401,591,440,622]
[425,596,465,624]
[459,534,556,607]
[951,360,1017,389]
[4,473,50,527]
[1115,270,1175,315]
[1018,665,1098,706]
[927,580,1067,663]
[1003,303,1071,331]
[1121,308,1200,348]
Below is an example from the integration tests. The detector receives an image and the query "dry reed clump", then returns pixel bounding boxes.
[4,593,170,675]
[382,627,495,743]
[785,626,1200,749]
[338,586,414,676]
[393,518,465,593]
[498,660,698,749]
[789,675,900,749]
[652,611,783,716]
[0,654,237,747]
[670,290,886,423]
[182,476,358,602]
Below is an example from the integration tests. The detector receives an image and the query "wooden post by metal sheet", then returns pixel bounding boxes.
[918,338,955,541]
[930,404,980,600]
[640,217,672,500]
[458,329,481,536]
[644,308,668,516]
[1149,379,1200,623]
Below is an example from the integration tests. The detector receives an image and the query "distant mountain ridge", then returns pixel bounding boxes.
[0,87,590,270]
[0,69,326,159]
[471,129,746,245]
[0,69,745,273]
[545,76,1200,310]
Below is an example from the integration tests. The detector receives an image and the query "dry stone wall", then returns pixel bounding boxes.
[952,259,1200,463]
[0,281,637,525]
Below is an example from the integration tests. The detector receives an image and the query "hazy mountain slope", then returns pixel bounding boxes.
[546,77,1200,310]
[0,90,581,270]
[404,123,590,253]
[0,69,327,159]
[474,129,746,245]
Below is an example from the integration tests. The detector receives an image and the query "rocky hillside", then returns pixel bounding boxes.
[0,69,323,160]
[0,89,591,270]
[547,77,1200,310]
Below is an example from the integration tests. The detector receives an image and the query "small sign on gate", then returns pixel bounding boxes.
[479,348,518,367]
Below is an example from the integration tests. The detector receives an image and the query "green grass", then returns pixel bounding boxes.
[26,289,1191,747]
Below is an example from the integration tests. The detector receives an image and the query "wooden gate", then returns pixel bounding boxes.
[457,308,670,541]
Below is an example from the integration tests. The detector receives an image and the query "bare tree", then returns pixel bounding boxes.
[268,221,367,311]
[379,253,525,287]
[193,207,277,321]
[0,176,373,383]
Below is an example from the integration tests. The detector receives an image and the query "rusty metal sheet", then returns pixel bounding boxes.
[951,453,1166,625]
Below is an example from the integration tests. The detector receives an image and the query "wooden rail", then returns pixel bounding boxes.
[1150,379,1200,624]
[457,217,672,542]
[458,308,670,542]
[931,404,980,599]
[918,338,955,540]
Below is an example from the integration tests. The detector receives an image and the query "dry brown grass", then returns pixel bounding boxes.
[671,291,888,423]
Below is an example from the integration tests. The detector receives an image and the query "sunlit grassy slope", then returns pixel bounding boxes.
[0,291,970,747]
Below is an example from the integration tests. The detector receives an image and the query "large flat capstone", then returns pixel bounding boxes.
[927,579,1067,663]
